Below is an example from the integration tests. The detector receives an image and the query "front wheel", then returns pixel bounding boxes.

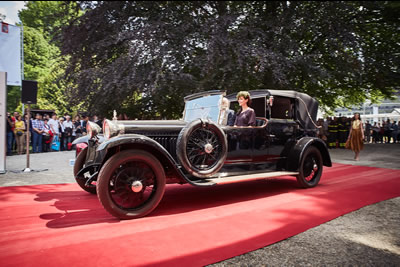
[296,146,323,188]
[97,150,166,219]
[74,147,97,194]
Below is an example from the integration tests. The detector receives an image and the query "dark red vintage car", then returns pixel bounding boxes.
[73,90,331,219]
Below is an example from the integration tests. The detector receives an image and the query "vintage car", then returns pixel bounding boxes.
[73,90,332,219]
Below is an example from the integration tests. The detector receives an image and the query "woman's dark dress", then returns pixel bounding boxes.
[234,108,256,126]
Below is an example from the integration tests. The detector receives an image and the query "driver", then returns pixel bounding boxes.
[234,91,256,127]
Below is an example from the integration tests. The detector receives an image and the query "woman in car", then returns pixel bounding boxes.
[234,91,256,127]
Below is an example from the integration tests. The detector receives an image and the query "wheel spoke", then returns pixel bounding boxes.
[110,161,157,210]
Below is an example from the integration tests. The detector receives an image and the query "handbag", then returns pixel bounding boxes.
[51,135,60,151]
[345,138,351,149]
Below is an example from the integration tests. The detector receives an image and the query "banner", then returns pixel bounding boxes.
[0,72,6,173]
[0,22,22,86]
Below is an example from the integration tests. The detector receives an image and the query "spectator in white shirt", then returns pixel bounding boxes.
[48,113,60,137]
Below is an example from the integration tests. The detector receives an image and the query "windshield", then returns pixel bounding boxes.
[183,94,223,123]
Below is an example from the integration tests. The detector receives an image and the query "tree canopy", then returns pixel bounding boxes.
[13,1,400,118]
[7,1,80,115]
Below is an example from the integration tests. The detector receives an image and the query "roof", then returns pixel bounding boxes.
[226,89,315,104]
[227,89,319,131]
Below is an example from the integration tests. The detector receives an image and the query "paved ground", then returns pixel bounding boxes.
[1,143,399,266]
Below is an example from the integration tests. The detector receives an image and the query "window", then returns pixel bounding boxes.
[270,97,294,119]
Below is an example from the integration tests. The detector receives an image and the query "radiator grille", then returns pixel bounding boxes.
[151,137,178,159]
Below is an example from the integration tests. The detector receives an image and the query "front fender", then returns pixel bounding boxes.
[287,137,332,172]
[94,134,196,185]
[72,135,89,145]
[96,134,175,159]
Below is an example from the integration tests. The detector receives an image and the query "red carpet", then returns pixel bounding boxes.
[0,163,399,267]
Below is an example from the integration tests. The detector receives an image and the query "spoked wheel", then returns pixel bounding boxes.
[74,147,97,194]
[177,119,227,178]
[97,150,166,219]
[296,146,323,188]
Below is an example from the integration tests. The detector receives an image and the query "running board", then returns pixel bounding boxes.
[205,171,299,185]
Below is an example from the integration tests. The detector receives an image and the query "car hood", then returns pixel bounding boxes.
[112,119,187,135]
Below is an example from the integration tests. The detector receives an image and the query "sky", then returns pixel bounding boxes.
[0,1,26,25]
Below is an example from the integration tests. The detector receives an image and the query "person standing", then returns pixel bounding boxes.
[73,115,82,139]
[31,113,44,153]
[11,111,19,153]
[397,122,400,143]
[6,113,15,156]
[346,113,364,161]
[391,121,398,143]
[81,114,89,135]
[24,113,33,152]
[337,117,347,149]
[365,120,372,143]
[383,119,392,143]
[48,113,60,135]
[42,118,52,152]
[63,115,74,150]
[372,122,379,143]
[59,117,66,151]
[327,117,338,149]
[14,115,26,155]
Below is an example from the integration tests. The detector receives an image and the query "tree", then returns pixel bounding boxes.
[60,1,399,118]
[16,1,81,115]
[19,1,79,43]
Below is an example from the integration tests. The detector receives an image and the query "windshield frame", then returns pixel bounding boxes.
[183,91,226,123]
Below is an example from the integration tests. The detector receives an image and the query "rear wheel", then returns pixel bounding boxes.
[74,147,97,194]
[97,150,166,219]
[296,146,323,188]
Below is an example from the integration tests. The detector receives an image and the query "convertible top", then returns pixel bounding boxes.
[226,89,319,131]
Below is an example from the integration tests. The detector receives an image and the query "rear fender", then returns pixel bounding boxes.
[286,137,332,172]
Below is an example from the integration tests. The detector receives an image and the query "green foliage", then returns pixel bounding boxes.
[10,1,398,118]
[6,86,21,113]
[58,1,399,119]
[6,1,81,115]
[23,26,58,81]
[19,1,80,42]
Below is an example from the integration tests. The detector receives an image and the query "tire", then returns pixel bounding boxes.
[296,146,323,188]
[74,147,97,194]
[96,150,166,219]
[177,119,227,178]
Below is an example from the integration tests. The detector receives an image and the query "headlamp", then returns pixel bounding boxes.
[86,121,101,138]
[102,119,120,139]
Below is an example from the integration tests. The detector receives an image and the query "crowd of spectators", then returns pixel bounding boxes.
[6,111,103,156]
[317,117,400,148]
[6,111,399,156]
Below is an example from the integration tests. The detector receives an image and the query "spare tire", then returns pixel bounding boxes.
[177,119,227,178]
